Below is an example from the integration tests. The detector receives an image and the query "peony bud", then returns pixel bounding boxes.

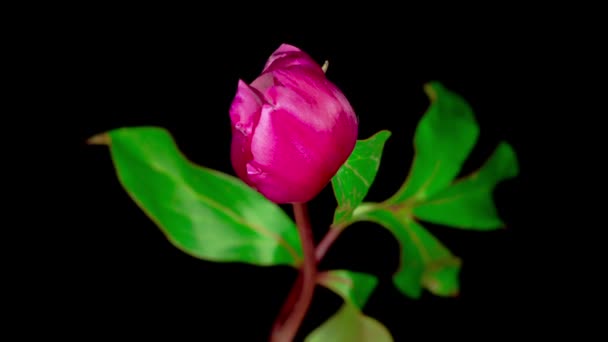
[229,44,358,204]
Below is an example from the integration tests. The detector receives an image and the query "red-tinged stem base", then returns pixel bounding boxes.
[271,202,317,342]
[271,273,303,334]
[270,209,347,341]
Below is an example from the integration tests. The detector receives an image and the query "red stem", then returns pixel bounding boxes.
[314,225,343,262]
[271,202,317,342]
[271,273,303,334]
[271,226,343,339]
[270,213,345,341]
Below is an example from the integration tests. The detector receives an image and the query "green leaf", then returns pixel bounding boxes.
[309,270,392,341]
[305,304,393,342]
[389,82,479,203]
[318,270,378,309]
[413,142,519,229]
[352,204,460,298]
[348,82,518,299]
[89,126,303,267]
[332,130,391,225]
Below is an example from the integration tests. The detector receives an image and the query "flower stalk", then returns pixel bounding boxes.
[271,202,316,342]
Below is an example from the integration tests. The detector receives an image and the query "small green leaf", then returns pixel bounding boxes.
[413,142,519,229]
[310,270,392,341]
[352,205,460,298]
[90,126,303,267]
[389,82,479,203]
[305,304,393,342]
[318,270,378,309]
[332,130,391,225]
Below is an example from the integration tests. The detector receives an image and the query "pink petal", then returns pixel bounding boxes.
[229,80,263,185]
[262,43,323,75]
[268,69,355,131]
[247,105,340,203]
[229,79,263,135]
[230,127,253,185]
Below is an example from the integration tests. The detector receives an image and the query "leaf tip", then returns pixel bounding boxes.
[378,129,392,141]
[500,141,520,178]
[423,81,441,102]
[86,132,111,146]
[428,283,460,297]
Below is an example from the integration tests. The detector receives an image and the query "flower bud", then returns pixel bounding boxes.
[229,44,358,203]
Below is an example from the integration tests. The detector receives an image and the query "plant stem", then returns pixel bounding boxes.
[271,272,303,335]
[314,225,343,262]
[271,202,317,342]
[270,227,343,341]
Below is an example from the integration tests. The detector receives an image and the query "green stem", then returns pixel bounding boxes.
[271,202,317,342]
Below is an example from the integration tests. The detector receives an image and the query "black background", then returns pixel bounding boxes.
[36,10,549,341]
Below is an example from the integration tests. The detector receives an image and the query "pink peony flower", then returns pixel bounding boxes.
[229,44,358,203]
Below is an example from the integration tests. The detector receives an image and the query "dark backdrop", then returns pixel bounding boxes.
[57,17,540,341]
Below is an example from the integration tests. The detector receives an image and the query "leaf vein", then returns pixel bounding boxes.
[343,163,370,188]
